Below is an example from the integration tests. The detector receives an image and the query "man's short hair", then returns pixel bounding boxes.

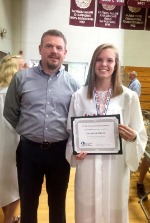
[131,71,137,76]
[40,29,67,48]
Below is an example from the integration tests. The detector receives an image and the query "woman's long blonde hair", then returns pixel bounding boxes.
[0,55,24,87]
[85,43,123,99]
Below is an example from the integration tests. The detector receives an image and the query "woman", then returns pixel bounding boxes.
[0,55,24,223]
[66,44,147,223]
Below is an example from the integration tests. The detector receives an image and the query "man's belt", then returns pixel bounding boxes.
[20,136,68,149]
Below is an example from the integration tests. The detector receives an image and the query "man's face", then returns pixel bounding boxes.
[39,35,67,72]
[129,73,134,80]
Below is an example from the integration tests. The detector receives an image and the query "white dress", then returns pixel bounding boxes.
[0,87,19,207]
[66,85,147,223]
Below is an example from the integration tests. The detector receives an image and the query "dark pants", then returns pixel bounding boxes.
[16,138,70,223]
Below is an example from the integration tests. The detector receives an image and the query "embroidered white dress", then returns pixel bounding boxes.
[66,85,147,223]
[0,87,19,207]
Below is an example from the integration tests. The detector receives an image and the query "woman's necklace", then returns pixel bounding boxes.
[94,85,112,116]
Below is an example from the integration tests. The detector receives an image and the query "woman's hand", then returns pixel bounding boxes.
[75,152,87,160]
[118,124,137,142]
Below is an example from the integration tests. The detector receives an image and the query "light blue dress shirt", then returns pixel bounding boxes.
[128,78,141,97]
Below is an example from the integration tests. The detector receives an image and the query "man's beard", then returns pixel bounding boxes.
[47,62,58,70]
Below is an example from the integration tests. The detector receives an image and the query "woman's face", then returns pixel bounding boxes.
[95,48,116,81]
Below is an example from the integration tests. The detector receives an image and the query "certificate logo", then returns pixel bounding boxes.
[81,141,92,146]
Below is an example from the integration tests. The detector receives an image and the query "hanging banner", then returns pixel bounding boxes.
[146,9,150,30]
[95,2,121,28]
[128,0,150,8]
[99,0,125,6]
[69,0,95,27]
[121,1,146,30]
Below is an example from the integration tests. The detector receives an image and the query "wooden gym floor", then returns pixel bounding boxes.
[0,168,150,223]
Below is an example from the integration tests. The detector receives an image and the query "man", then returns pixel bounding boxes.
[3,29,80,223]
[128,70,141,97]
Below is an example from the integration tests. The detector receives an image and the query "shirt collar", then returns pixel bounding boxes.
[131,78,137,83]
[38,61,64,76]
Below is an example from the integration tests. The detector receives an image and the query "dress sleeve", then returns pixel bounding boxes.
[66,93,82,166]
[125,93,148,171]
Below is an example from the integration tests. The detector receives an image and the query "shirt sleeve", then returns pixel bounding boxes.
[129,80,141,97]
[132,82,141,97]
[3,73,21,129]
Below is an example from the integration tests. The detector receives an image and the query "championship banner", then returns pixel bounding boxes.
[121,1,146,30]
[146,9,150,30]
[99,0,125,6]
[69,0,95,27]
[128,0,150,8]
[95,2,121,28]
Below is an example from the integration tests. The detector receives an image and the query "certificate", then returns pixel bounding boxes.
[71,114,122,155]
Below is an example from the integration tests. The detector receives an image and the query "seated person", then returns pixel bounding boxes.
[137,122,150,200]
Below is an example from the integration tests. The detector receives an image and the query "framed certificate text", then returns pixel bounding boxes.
[71,115,122,155]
